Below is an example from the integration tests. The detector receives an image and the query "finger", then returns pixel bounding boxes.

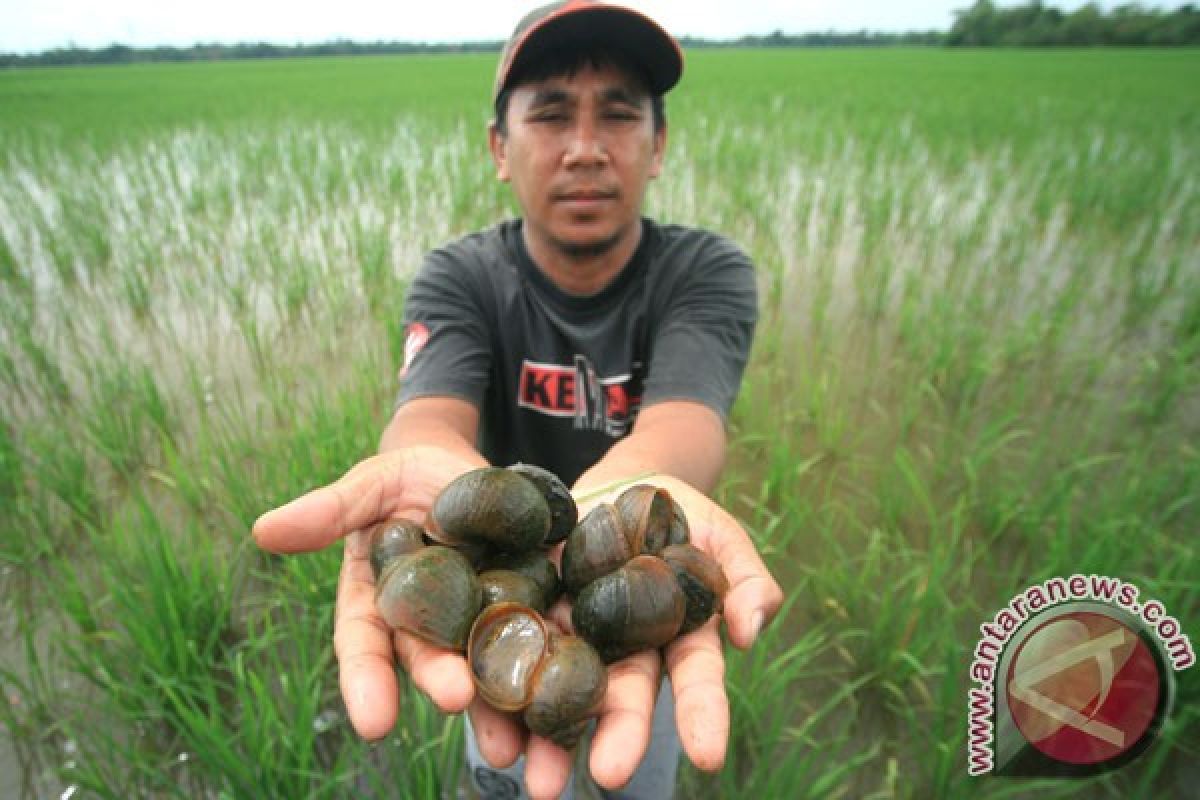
[466,697,525,770]
[588,649,661,789]
[664,618,728,772]
[693,505,784,649]
[524,735,574,800]
[253,454,403,553]
[394,631,475,714]
[335,532,400,740]
[545,595,573,634]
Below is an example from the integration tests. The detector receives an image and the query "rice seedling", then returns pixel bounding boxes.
[1,47,1196,797]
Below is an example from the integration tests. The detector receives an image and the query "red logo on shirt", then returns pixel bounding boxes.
[400,322,431,378]
[518,357,641,436]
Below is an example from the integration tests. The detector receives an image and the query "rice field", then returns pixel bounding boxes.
[1,47,1197,798]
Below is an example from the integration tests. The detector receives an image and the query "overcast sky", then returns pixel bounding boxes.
[0,1,1170,53]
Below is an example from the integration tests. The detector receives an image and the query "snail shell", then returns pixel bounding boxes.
[375,546,482,650]
[560,504,639,595]
[508,463,578,546]
[429,467,550,553]
[613,485,678,555]
[467,603,607,749]
[479,550,562,611]
[367,519,426,580]
[661,543,728,635]
[571,555,686,663]
[478,569,546,612]
[523,633,607,749]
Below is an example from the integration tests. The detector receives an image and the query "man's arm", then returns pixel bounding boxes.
[561,399,783,788]
[573,400,726,493]
[379,395,484,460]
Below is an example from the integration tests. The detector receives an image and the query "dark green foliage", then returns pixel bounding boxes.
[948,1,1200,46]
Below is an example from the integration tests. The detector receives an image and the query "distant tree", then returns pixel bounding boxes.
[947,1,1200,45]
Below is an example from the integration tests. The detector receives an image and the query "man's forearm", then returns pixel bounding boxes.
[379,396,488,467]
[574,401,727,495]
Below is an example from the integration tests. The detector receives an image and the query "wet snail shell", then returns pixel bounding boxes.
[478,569,546,612]
[508,462,579,546]
[560,504,639,596]
[661,543,729,635]
[375,546,482,650]
[429,467,551,553]
[571,555,687,664]
[367,519,426,580]
[478,549,562,611]
[613,484,680,556]
[560,485,690,596]
[467,603,607,749]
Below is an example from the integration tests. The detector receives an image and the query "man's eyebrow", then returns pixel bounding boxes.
[529,88,570,107]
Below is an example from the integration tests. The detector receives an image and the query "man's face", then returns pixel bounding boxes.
[489,63,666,259]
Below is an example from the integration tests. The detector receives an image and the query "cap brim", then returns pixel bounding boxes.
[497,5,682,100]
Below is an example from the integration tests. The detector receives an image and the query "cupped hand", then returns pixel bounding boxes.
[252,456,782,800]
[252,446,484,736]
[557,475,784,790]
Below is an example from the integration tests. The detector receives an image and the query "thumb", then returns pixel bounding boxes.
[253,454,401,554]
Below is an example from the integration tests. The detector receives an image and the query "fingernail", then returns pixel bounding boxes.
[749,610,764,643]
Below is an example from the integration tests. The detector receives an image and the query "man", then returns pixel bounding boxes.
[253,2,784,798]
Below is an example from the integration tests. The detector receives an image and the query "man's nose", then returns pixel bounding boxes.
[563,117,608,167]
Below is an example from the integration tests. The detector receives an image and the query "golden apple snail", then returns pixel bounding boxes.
[661,543,729,635]
[367,519,426,579]
[429,467,551,553]
[478,569,546,612]
[375,546,482,650]
[571,554,687,663]
[468,602,607,748]
[508,462,579,545]
[564,486,728,662]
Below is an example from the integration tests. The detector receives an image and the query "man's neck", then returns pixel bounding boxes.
[522,220,644,297]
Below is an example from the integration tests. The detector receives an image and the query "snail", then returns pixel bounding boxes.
[571,554,685,663]
[560,485,689,595]
[368,465,573,651]
[367,519,427,579]
[375,546,482,650]
[661,543,730,635]
[366,471,726,744]
[560,484,727,663]
[478,549,562,611]
[428,465,578,554]
[508,462,579,545]
[478,569,547,612]
[572,545,727,663]
[468,602,607,748]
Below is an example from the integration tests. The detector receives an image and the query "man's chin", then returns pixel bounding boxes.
[552,234,622,259]
[547,222,636,260]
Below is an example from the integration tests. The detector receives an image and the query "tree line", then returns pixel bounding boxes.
[2,3,1198,68]
[947,2,1200,45]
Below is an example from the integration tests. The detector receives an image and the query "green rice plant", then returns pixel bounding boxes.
[1,47,1197,797]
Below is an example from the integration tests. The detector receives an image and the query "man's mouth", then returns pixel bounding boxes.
[555,188,618,203]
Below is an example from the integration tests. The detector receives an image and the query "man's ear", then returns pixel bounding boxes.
[488,121,510,182]
[649,123,667,180]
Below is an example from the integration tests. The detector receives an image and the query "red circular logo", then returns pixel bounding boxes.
[1006,611,1162,766]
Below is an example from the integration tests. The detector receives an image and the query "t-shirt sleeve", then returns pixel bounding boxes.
[394,248,492,410]
[641,236,758,419]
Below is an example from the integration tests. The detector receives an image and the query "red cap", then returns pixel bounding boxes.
[494,1,684,101]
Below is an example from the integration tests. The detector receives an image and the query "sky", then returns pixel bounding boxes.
[0,0,1170,54]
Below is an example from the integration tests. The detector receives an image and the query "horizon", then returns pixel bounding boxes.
[0,0,1171,55]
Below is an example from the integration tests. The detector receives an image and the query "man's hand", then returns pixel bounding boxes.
[252,446,484,738]
[506,474,784,794]
[252,449,783,800]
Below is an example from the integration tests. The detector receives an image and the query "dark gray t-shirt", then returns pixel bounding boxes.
[396,218,757,486]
